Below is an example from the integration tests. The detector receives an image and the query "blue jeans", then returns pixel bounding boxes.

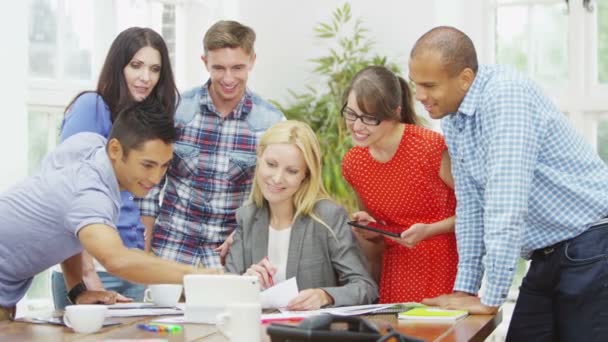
[51,271,145,310]
[506,222,608,342]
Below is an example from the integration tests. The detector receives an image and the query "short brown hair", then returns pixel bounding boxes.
[203,20,256,55]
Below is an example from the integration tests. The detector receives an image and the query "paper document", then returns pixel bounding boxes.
[106,307,183,317]
[279,302,424,317]
[107,302,177,310]
[260,277,299,309]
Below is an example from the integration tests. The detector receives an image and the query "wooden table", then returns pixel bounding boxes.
[0,310,501,341]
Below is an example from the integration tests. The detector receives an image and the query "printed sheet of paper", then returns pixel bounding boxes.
[260,277,299,309]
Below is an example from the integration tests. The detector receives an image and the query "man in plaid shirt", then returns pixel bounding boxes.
[138,20,284,268]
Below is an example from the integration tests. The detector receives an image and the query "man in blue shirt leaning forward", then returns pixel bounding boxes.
[0,101,218,321]
[408,26,608,341]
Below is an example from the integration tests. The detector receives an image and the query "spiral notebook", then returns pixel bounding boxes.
[398,307,468,321]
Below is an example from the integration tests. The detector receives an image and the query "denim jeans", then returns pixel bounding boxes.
[506,222,608,342]
[51,271,145,310]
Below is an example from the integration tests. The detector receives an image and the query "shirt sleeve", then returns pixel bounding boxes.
[451,165,486,295]
[60,93,112,141]
[64,188,118,236]
[478,81,541,306]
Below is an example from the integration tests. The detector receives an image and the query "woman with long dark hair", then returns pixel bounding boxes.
[51,27,179,309]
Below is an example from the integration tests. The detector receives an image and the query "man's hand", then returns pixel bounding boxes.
[389,223,430,248]
[75,290,119,305]
[287,289,333,311]
[422,292,499,315]
[214,231,235,266]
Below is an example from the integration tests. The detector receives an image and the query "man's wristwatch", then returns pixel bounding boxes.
[67,281,88,304]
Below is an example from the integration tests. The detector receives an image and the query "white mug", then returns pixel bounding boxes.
[63,305,108,334]
[216,302,262,342]
[144,284,183,307]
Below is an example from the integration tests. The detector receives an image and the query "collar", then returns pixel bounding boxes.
[201,80,253,120]
[454,65,491,118]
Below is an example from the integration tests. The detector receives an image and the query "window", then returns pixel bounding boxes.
[495,0,569,88]
[28,108,63,175]
[494,0,608,155]
[28,0,94,81]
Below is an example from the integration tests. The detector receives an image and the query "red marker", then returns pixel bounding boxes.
[261,317,305,324]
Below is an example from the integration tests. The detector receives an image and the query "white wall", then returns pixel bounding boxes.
[0,1,28,191]
[237,0,437,103]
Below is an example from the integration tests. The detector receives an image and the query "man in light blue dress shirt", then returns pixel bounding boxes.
[0,102,217,321]
[408,26,608,341]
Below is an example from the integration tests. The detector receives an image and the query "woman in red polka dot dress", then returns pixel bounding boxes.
[341,65,457,303]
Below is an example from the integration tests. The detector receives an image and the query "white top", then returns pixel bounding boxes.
[267,225,292,284]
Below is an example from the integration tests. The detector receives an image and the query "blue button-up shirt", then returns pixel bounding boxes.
[442,65,608,306]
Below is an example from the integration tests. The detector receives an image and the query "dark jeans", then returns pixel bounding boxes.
[51,271,145,310]
[506,222,608,342]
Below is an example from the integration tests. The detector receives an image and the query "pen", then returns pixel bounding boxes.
[261,317,305,324]
[264,256,274,287]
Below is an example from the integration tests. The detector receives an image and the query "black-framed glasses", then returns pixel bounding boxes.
[340,103,382,126]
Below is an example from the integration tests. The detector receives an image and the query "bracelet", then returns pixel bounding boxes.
[67,281,88,305]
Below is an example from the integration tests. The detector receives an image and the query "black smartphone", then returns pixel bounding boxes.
[347,221,401,238]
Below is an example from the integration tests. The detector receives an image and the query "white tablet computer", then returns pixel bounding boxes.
[183,274,259,323]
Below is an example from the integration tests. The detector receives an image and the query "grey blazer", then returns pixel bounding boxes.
[225,199,378,307]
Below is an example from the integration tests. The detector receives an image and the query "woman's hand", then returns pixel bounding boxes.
[244,257,276,289]
[350,211,381,241]
[286,289,333,311]
[389,223,430,248]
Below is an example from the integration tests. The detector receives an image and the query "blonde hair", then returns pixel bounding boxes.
[250,121,335,235]
[203,20,256,55]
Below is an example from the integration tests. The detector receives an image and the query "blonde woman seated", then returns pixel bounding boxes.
[225,120,378,311]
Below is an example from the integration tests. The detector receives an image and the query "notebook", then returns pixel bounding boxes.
[398,307,468,321]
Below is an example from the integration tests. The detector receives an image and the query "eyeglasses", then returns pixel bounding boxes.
[340,104,382,126]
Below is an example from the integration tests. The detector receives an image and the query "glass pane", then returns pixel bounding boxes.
[62,0,93,80]
[162,4,177,72]
[496,2,568,87]
[29,0,59,78]
[496,6,529,71]
[28,111,61,175]
[598,0,608,84]
[598,117,608,163]
[529,3,568,85]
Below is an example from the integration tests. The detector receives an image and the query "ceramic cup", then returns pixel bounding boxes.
[143,284,183,307]
[63,305,108,334]
[215,302,262,342]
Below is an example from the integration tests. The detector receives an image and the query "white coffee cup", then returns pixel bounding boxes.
[216,302,262,342]
[63,305,108,334]
[144,284,183,306]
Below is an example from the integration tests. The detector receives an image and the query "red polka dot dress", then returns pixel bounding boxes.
[342,124,458,303]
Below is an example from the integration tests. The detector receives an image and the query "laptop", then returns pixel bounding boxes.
[183,274,260,323]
